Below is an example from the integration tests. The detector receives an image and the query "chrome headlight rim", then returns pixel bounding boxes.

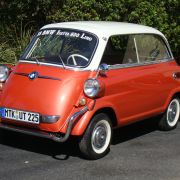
[0,65,9,82]
[84,78,100,98]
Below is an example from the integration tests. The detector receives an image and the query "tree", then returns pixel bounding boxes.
[48,0,180,59]
[0,0,179,63]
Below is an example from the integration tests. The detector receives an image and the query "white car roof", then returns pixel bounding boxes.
[41,21,165,38]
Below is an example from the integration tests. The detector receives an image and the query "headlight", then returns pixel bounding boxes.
[84,79,100,98]
[0,65,9,82]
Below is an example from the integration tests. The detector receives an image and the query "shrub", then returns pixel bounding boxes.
[0,22,34,64]
[0,0,179,62]
[0,43,17,64]
[48,0,180,59]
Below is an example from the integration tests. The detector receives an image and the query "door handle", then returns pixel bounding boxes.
[173,72,180,79]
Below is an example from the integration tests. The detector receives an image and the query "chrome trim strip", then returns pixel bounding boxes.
[69,106,88,122]
[109,59,174,70]
[14,72,28,77]
[38,75,61,81]
[0,106,88,143]
[18,60,92,71]
[14,72,61,81]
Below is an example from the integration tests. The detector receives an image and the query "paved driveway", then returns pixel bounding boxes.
[0,118,180,180]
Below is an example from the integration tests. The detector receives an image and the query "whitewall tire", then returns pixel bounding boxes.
[159,97,180,131]
[79,113,112,160]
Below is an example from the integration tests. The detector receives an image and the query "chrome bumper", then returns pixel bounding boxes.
[0,106,88,142]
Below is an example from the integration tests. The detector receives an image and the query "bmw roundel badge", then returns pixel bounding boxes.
[28,71,39,80]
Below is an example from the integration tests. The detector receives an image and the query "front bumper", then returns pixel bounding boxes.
[0,106,88,142]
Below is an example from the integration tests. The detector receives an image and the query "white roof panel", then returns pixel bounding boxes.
[41,21,165,38]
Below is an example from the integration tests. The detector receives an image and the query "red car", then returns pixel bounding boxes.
[0,21,179,159]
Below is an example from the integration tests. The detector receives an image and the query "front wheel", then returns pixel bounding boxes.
[79,113,112,160]
[158,97,180,131]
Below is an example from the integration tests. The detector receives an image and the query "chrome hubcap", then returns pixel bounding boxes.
[168,102,177,122]
[91,119,111,154]
[92,125,107,149]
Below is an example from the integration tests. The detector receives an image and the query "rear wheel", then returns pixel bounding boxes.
[79,113,112,160]
[158,97,180,131]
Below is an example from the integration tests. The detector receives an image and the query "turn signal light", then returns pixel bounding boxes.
[79,98,87,106]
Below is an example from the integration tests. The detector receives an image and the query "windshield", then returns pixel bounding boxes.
[21,29,98,68]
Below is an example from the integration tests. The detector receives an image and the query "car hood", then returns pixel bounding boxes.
[0,62,91,131]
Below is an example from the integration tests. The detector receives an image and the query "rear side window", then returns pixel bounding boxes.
[101,34,171,66]
[135,34,171,62]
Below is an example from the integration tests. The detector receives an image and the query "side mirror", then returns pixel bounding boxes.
[99,63,109,76]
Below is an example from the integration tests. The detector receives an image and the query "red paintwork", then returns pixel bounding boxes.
[1,60,180,136]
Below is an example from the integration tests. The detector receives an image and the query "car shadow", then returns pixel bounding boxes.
[0,117,159,160]
[112,117,159,145]
[0,130,80,160]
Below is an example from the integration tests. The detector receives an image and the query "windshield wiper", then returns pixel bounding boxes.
[30,56,40,65]
[58,55,66,69]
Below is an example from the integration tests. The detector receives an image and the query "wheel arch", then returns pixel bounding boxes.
[71,106,118,136]
[92,107,118,127]
[172,92,180,99]
[164,89,180,110]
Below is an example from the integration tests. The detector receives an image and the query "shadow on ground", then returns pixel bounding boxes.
[0,117,159,160]
[112,117,159,145]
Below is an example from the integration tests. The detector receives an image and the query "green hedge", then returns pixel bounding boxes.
[0,0,179,63]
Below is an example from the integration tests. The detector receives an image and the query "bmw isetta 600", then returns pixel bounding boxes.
[0,21,179,159]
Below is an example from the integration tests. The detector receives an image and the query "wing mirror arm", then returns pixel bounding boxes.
[96,63,109,78]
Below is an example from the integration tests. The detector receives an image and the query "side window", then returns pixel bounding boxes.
[135,34,170,62]
[101,34,171,66]
[101,35,138,65]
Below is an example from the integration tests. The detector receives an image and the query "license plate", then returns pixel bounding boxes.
[0,108,40,124]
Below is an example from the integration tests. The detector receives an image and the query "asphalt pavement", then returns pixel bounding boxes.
[0,118,180,180]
